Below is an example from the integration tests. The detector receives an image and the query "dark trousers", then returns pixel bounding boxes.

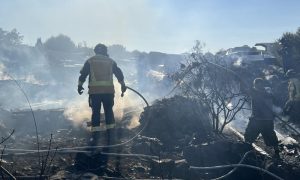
[89,94,115,127]
[244,119,278,147]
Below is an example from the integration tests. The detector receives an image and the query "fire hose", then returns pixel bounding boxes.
[2,150,283,180]
[184,150,284,180]
[2,148,284,180]
[73,85,151,149]
[1,81,285,179]
[122,86,149,107]
[209,150,253,180]
[2,85,150,153]
[199,150,282,180]
[190,163,284,180]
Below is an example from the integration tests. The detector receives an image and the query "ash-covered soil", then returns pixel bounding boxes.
[0,96,300,179]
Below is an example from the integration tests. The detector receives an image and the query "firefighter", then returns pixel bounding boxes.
[78,43,126,146]
[243,78,279,157]
[284,69,300,123]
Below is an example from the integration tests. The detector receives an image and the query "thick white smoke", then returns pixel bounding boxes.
[63,82,143,129]
[63,96,91,128]
[0,33,177,137]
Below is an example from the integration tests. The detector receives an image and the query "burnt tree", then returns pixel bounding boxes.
[175,41,247,133]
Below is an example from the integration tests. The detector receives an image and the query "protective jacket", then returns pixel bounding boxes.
[250,88,274,120]
[78,54,124,94]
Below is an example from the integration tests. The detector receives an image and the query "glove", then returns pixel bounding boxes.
[78,85,84,95]
[120,82,127,97]
[121,83,127,93]
[121,84,127,93]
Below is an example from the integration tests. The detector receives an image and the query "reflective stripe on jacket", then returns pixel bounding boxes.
[78,54,125,94]
[88,55,114,94]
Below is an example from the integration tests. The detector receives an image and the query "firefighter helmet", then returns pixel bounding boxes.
[94,43,108,56]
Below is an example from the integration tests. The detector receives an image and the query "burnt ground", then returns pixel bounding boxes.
[0,96,300,179]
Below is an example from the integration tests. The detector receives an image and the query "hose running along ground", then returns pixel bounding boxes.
[190,163,284,180]
[210,150,253,180]
[3,86,151,154]
[187,150,284,180]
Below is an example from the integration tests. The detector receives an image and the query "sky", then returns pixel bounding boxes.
[0,0,299,53]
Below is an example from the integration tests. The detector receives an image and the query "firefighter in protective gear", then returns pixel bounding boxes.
[284,69,300,123]
[243,78,279,157]
[78,43,126,146]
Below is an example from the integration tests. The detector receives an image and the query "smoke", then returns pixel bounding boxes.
[114,82,144,129]
[0,31,180,138]
[0,63,10,80]
[1,45,145,130]
[127,113,140,129]
[63,82,143,129]
[23,74,44,85]
[147,70,166,81]
[63,96,91,128]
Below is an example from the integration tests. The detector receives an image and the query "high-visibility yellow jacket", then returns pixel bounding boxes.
[78,54,124,94]
[288,77,300,101]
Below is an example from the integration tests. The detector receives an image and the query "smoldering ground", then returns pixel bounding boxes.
[0,36,178,149]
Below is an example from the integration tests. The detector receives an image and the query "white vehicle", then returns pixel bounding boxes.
[224,44,277,67]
